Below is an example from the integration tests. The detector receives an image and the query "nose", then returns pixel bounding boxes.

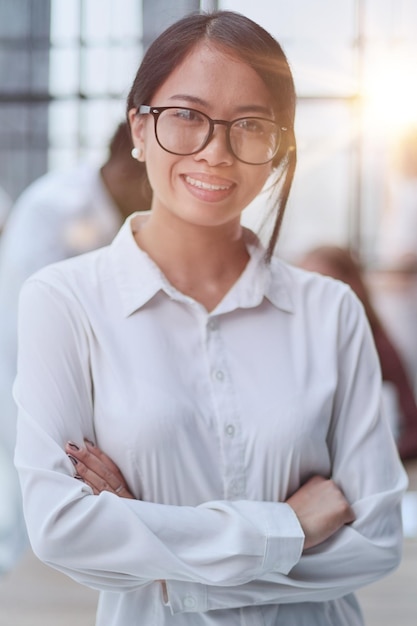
[194,122,234,166]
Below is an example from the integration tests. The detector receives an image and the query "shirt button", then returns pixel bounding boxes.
[215,370,224,381]
[183,596,196,609]
[230,478,245,497]
[208,318,217,331]
[225,424,235,437]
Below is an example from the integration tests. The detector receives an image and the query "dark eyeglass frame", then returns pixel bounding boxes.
[138,105,287,165]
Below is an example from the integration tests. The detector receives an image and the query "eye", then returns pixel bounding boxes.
[171,108,206,124]
[234,117,268,133]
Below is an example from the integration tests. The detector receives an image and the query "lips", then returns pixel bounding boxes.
[181,173,236,203]
[184,175,233,191]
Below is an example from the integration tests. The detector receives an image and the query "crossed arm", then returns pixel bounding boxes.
[15,277,407,611]
[65,439,355,552]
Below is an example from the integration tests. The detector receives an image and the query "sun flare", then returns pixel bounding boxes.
[362,49,417,135]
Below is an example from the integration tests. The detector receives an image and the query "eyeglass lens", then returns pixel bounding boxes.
[154,108,280,164]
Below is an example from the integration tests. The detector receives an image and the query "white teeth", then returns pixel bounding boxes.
[185,176,230,191]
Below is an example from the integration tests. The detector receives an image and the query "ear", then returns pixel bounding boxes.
[128,108,146,157]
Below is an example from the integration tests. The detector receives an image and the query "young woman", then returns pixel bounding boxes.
[14,11,407,626]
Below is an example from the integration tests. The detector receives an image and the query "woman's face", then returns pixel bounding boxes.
[129,42,275,231]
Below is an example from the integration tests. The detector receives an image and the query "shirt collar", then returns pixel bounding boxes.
[109,213,294,317]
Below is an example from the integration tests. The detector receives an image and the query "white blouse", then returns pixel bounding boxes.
[14,214,407,626]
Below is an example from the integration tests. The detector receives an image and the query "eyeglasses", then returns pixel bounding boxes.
[138,105,286,165]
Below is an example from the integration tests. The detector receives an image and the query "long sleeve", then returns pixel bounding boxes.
[0,183,87,453]
[14,277,304,593]
[164,290,408,614]
[0,193,65,571]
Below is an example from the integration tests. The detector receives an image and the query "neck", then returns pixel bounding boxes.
[131,209,250,311]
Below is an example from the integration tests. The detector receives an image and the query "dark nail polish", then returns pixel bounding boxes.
[67,441,80,450]
[68,454,78,466]
[74,474,84,481]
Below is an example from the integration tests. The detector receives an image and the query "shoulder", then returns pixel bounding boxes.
[17,251,111,357]
[22,246,110,305]
[268,256,368,339]
[271,256,355,309]
[18,246,117,339]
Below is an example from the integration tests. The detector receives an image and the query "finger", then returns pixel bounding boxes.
[83,440,126,482]
[66,441,117,481]
[67,449,134,498]
[68,453,117,494]
[79,440,127,488]
[66,444,124,493]
[65,441,134,498]
[74,472,100,496]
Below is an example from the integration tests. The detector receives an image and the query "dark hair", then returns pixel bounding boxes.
[108,122,134,159]
[104,121,152,207]
[126,10,297,260]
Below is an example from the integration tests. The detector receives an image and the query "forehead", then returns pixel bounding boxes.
[151,42,273,113]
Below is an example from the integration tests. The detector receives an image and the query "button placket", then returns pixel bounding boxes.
[205,315,247,501]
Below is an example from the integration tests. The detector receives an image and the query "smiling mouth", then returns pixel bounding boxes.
[184,175,232,191]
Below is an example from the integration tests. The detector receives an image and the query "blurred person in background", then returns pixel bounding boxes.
[0,121,151,576]
[0,184,12,237]
[376,127,417,394]
[299,245,417,460]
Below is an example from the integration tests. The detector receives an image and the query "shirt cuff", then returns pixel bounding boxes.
[165,502,304,615]
[165,581,208,613]
[262,501,305,574]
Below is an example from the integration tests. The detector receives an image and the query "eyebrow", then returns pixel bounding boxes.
[167,94,273,117]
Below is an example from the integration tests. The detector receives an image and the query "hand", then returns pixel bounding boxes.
[286,475,355,550]
[65,439,135,499]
